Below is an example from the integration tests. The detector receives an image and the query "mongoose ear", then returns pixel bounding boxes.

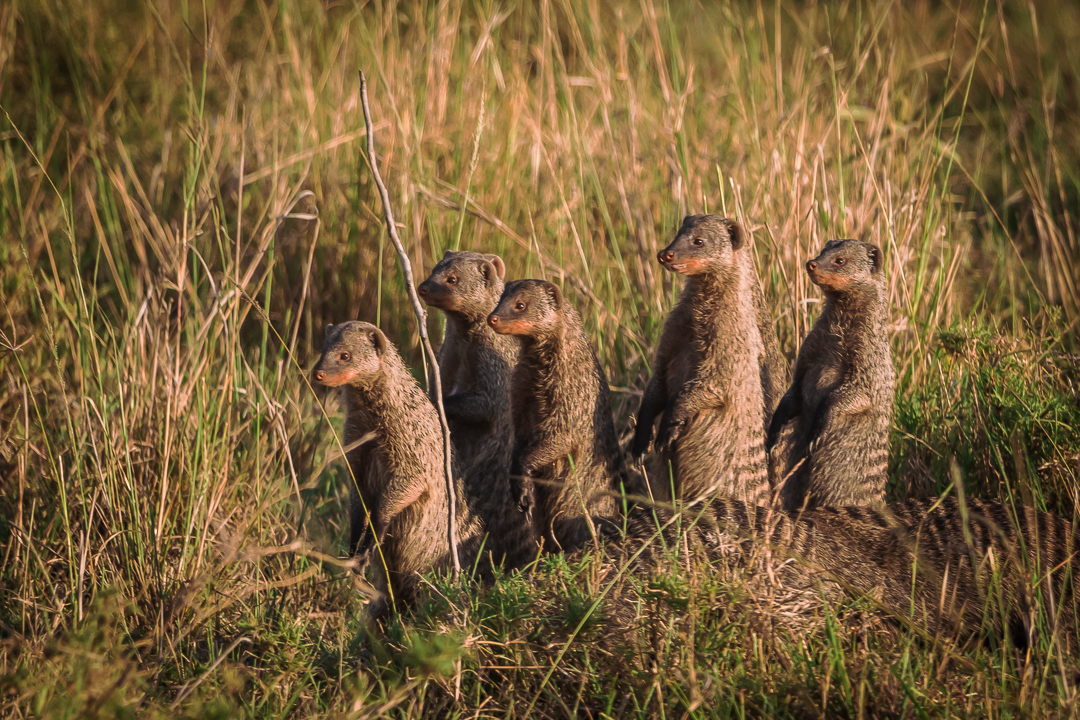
[370,327,388,356]
[442,250,453,260]
[866,243,883,274]
[479,258,500,288]
[485,254,506,280]
[325,323,334,335]
[727,220,744,250]
[544,282,564,308]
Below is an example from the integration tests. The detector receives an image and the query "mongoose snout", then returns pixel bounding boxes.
[417,275,446,304]
[656,249,702,274]
[487,312,526,334]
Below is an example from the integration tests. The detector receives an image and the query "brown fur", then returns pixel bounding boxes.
[488,280,629,552]
[767,239,896,510]
[606,495,1078,649]
[631,215,771,504]
[419,251,537,568]
[313,321,484,613]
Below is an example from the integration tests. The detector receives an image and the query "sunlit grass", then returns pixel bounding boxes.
[1,0,1078,716]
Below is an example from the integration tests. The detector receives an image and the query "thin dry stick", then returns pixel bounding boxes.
[359,70,460,577]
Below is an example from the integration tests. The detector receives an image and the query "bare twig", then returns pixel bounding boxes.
[358,70,460,576]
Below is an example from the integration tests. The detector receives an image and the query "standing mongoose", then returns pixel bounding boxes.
[766,239,895,510]
[313,321,484,614]
[418,250,537,569]
[488,280,629,552]
[631,215,771,504]
[604,494,1078,649]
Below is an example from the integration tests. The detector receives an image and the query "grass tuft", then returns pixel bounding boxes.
[1,0,1079,715]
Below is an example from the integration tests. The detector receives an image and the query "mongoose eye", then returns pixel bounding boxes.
[447,276,458,284]
[835,257,846,266]
[514,302,526,311]
[692,237,705,247]
[340,352,351,361]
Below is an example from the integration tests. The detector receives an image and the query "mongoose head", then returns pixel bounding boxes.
[657,215,745,278]
[312,321,389,387]
[806,240,883,295]
[418,250,506,315]
[487,279,564,338]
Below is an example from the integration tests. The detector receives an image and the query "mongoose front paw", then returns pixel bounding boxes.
[654,416,685,454]
[630,425,652,460]
[351,530,375,566]
[517,490,534,523]
[512,474,536,522]
[351,546,374,574]
[513,462,540,524]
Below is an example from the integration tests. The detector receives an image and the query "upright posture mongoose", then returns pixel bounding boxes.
[608,495,1078,649]
[313,321,483,613]
[488,280,628,552]
[631,215,771,503]
[418,251,537,568]
[766,239,895,510]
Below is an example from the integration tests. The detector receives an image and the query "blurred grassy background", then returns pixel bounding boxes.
[1,0,1079,716]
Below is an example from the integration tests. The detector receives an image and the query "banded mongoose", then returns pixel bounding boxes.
[488,279,629,552]
[631,215,771,504]
[418,250,537,568]
[606,495,1078,649]
[312,321,483,613]
[766,239,895,510]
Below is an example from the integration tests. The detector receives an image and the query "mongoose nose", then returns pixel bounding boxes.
[314,370,325,382]
[659,250,674,263]
[488,315,499,327]
[806,260,817,272]
[417,282,429,297]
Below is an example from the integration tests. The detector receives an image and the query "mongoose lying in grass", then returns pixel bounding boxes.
[631,215,771,504]
[766,239,895,510]
[419,251,538,569]
[313,321,483,614]
[610,495,1078,650]
[488,279,629,552]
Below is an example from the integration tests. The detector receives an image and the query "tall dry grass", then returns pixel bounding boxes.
[1,0,1079,716]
